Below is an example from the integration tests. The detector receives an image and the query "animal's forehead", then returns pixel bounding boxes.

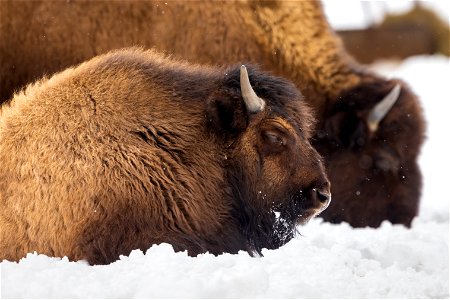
[268,116,296,131]
[265,112,308,138]
[271,101,312,130]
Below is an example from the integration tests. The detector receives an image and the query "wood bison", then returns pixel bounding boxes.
[0,48,331,265]
[0,0,425,227]
[315,80,424,227]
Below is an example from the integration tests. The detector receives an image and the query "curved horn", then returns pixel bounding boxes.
[240,65,265,113]
[367,83,401,132]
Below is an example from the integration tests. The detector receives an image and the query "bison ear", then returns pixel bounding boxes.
[206,65,266,136]
[322,82,401,149]
[323,110,365,148]
[206,91,249,135]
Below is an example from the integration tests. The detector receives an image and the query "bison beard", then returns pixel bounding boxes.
[0,48,330,265]
[228,164,298,254]
[228,160,326,254]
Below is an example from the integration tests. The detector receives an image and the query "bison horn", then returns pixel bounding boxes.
[367,84,401,132]
[240,65,265,113]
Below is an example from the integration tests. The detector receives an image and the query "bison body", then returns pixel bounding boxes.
[0,0,358,110]
[0,49,330,265]
[0,0,425,227]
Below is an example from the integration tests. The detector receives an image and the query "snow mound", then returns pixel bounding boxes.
[1,217,447,298]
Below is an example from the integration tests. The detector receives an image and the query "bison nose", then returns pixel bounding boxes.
[311,181,331,210]
[315,188,330,203]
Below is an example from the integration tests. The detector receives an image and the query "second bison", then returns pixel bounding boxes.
[0,48,330,265]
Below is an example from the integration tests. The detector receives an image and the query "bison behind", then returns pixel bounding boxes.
[0,49,330,265]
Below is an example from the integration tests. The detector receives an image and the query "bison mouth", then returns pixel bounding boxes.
[278,189,329,223]
[270,188,330,241]
[248,188,331,253]
[229,172,330,254]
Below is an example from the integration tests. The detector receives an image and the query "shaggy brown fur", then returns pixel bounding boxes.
[314,79,425,227]
[0,0,425,227]
[0,48,330,265]
[0,0,359,111]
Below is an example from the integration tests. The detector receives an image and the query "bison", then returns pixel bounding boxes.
[0,48,330,265]
[315,79,425,227]
[0,0,425,227]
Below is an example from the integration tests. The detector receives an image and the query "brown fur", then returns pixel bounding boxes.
[0,0,360,112]
[315,79,425,227]
[0,48,329,265]
[0,0,425,227]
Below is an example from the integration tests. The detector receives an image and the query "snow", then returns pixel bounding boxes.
[323,0,450,30]
[1,54,448,299]
[1,218,448,298]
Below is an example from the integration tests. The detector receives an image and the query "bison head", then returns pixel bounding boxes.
[207,65,330,254]
[314,79,425,227]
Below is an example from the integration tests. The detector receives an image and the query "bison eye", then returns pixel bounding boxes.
[263,131,285,145]
[261,130,287,154]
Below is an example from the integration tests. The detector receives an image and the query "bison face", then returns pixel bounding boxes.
[207,65,330,253]
[238,111,331,221]
[315,79,425,227]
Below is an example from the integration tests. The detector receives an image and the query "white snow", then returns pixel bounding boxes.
[1,54,448,299]
[1,217,448,298]
[323,0,450,30]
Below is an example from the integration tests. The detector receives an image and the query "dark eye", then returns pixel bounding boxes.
[263,131,286,146]
[259,120,293,155]
[260,130,288,156]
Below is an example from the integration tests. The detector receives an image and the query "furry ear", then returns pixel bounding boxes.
[206,90,249,136]
[322,80,399,149]
[323,110,366,149]
[323,111,346,144]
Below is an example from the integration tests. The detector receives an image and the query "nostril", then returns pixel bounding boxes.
[316,190,329,203]
[312,178,330,199]
[313,188,330,204]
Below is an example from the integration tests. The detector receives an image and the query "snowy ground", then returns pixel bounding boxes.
[0,55,448,299]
